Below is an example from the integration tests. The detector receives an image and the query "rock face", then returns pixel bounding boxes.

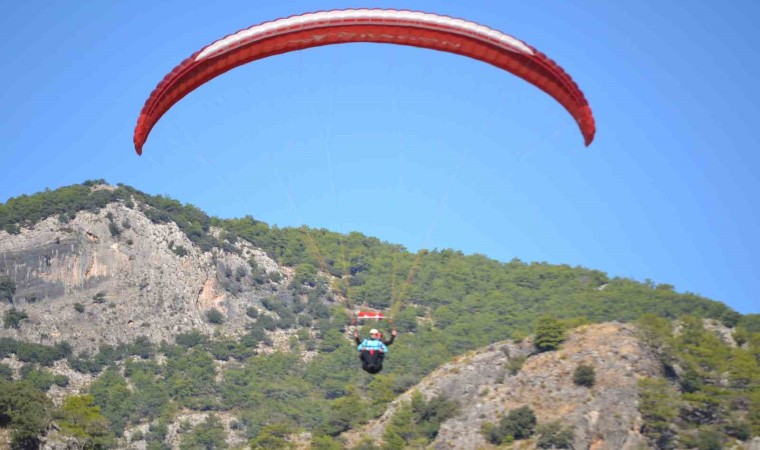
[344,323,662,449]
[0,201,284,354]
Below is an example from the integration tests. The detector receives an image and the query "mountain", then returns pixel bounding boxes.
[0,183,285,354]
[0,181,757,449]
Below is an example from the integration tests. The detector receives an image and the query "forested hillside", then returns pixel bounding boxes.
[1,181,757,449]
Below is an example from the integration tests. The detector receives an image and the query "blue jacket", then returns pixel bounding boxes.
[358,338,388,353]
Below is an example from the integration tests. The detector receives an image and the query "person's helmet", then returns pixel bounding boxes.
[370,328,379,335]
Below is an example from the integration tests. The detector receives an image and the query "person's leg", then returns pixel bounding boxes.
[361,351,377,372]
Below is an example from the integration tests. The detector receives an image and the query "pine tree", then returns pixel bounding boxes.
[534,315,565,351]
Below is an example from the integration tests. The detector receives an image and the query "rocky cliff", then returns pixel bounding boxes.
[0,193,283,354]
[343,322,758,450]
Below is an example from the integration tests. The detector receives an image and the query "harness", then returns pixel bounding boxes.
[358,339,386,353]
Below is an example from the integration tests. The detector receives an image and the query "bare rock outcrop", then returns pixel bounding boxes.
[344,323,662,449]
[0,201,284,355]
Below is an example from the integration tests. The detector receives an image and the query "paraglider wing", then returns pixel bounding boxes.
[357,311,386,320]
[134,9,595,154]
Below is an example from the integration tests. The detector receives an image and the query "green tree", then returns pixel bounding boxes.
[506,355,527,375]
[165,348,217,410]
[729,348,759,390]
[245,306,259,319]
[366,374,396,407]
[635,313,672,351]
[249,423,294,449]
[536,421,574,448]
[381,391,458,448]
[411,392,459,441]
[573,364,596,387]
[393,307,418,333]
[125,361,169,422]
[724,420,750,441]
[318,394,368,436]
[205,308,225,325]
[145,419,171,450]
[56,394,115,449]
[89,368,136,436]
[534,315,565,352]
[739,314,760,333]
[108,222,121,237]
[382,401,419,449]
[0,340,19,361]
[0,380,53,449]
[180,414,228,450]
[0,277,16,302]
[290,263,317,290]
[21,366,69,391]
[13,341,71,367]
[749,388,760,437]
[637,378,678,449]
[310,435,342,449]
[483,405,536,444]
[0,363,13,381]
[175,330,207,349]
[318,329,345,353]
[3,307,28,329]
[502,406,536,440]
[92,291,107,304]
[696,429,723,450]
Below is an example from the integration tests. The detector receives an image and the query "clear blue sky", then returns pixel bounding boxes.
[1,1,758,314]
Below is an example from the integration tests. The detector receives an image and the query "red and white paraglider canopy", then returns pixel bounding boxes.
[357,311,387,321]
[134,8,595,154]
